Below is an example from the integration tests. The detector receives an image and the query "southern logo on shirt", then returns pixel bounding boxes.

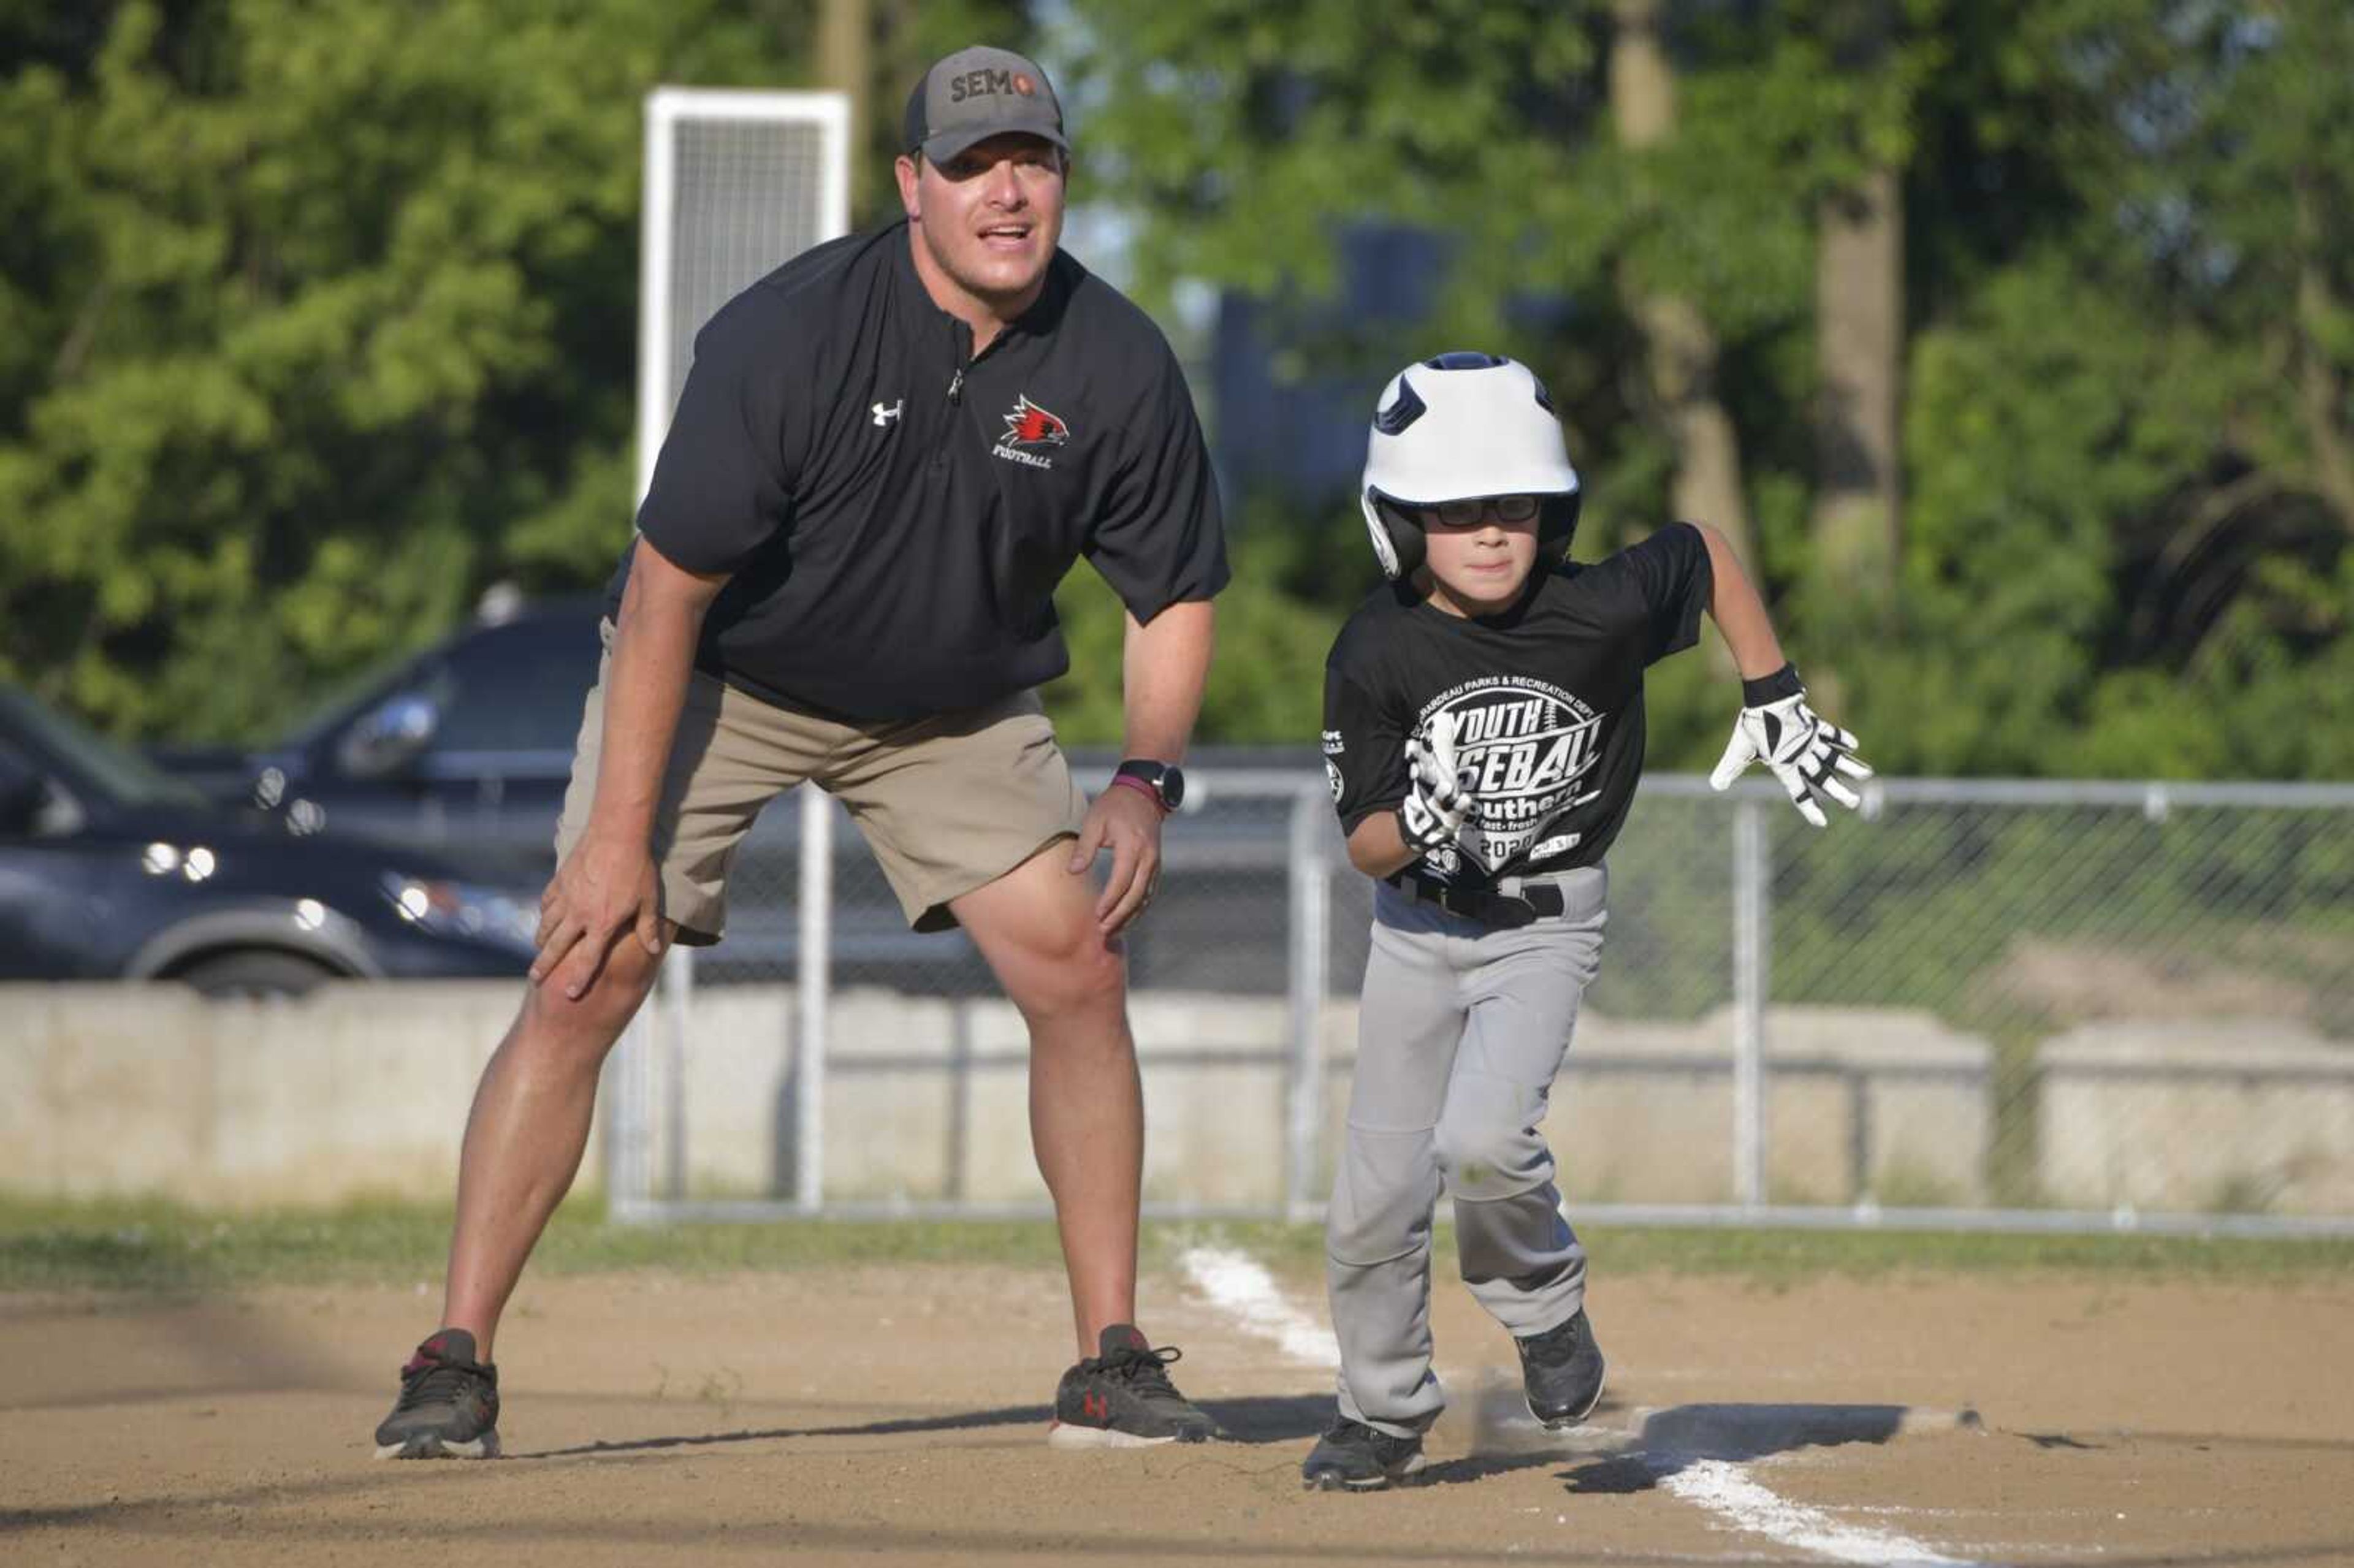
[1418,676,1605,872]
[993,395,1068,470]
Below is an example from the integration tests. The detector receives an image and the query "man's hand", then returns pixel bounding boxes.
[1068,782,1165,936]
[1708,668,1872,828]
[531,829,667,1000]
[1398,711,1475,853]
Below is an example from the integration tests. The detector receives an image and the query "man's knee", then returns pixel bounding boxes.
[513,939,666,1062]
[999,916,1126,1024]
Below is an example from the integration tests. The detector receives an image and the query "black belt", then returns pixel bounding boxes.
[1390,872,1566,929]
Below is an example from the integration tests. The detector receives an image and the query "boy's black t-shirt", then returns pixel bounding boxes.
[1322,523,1714,889]
[608,220,1228,721]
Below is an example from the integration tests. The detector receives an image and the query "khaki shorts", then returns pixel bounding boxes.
[556,623,1088,943]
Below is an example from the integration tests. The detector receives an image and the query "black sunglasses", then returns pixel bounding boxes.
[1422,495,1540,528]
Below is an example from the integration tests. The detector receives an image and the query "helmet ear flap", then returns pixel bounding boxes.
[1361,494,1425,580]
[1536,490,1582,566]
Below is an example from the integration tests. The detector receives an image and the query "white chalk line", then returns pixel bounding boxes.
[1662,1459,1981,1566]
[1179,1245,1340,1368]
[1182,1244,1986,1567]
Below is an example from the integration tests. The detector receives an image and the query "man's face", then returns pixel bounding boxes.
[896,134,1067,311]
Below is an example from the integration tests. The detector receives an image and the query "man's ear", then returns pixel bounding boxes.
[894,153,921,221]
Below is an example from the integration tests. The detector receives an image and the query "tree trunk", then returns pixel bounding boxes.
[1609,0,1757,574]
[820,0,872,215]
[1811,161,1904,612]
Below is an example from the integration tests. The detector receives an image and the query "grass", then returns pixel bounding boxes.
[5,1195,2353,1294]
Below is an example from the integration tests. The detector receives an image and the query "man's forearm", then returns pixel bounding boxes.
[1699,523,1786,680]
[1120,598,1214,762]
[586,538,729,842]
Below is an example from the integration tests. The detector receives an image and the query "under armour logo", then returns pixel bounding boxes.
[872,399,904,428]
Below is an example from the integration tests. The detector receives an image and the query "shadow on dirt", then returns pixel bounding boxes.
[1553,1401,1952,1494]
[516,1392,1345,1459]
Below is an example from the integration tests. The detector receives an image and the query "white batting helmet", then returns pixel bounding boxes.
[1360,351,1582,580]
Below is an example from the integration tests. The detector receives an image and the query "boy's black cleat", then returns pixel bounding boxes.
[373,1328,501,1460]
[1515,1307,1606,1429]
[1300,1417,1428,1491]
[1048,1325,1224,1448]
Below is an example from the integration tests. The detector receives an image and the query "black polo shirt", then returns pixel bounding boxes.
[606,221,1228,720]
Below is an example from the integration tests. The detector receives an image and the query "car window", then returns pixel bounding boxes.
[0,735,69,835]
[428,613,604,755]
[279,644,436,750]
[0,690,208,812]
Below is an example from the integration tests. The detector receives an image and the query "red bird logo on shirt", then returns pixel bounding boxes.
[1002,395,1070,447]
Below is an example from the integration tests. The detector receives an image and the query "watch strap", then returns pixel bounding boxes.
[1108,772,1169,814]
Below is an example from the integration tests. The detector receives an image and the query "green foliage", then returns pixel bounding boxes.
[1056,0,2353,778]
[0,0,827,740]
[2,1,2348,775]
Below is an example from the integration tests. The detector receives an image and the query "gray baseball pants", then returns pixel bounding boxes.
[1327,866,1607,1438]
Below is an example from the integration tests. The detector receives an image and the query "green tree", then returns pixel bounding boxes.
[0,1,827,737]
[1057,0,2352,776]
[0,0,1026,742]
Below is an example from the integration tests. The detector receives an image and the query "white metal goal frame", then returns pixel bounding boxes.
[633,86,854,503]
[608,86,851,1219]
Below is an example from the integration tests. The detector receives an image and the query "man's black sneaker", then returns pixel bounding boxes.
[1515,1307,1606,1429]
[373,1328,501,1460]
[1300,1417,1427,1491]
[1048,1325,1224,1448]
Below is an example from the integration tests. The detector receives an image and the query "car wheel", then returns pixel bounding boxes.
[173,950,342,999]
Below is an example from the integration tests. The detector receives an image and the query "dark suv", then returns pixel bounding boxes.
[148,595,983,984]
[0,686,540,995]
[155,594,606,882]
[143,595,1311,994]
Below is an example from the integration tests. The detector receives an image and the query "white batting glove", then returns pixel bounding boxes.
[1398,710,1475,852]
[1708,665,1872,828]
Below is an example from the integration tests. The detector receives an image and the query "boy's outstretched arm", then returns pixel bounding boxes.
[1693,522,1874,826]
[1696,523,1787,679]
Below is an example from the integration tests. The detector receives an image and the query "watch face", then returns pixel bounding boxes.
[1119,761,1182,812]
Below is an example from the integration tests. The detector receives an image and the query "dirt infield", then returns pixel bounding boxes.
[5,1258,2351,1566]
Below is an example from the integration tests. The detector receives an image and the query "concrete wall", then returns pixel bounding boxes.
[1552,1006,1993,1207]
[2,983,1999,1212]
[2037,1018,2354,1216]
[0,983,528,1206]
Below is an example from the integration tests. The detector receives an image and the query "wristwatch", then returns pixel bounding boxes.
[1111,759,1185,815]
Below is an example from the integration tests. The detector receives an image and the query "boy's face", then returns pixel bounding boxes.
[896,134,1067,315]
[1416,496,1541,617]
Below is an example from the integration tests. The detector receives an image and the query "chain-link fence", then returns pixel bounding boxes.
[605,771,2354,1236]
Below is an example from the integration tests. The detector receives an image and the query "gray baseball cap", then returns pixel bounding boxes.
[901,45,1068,164]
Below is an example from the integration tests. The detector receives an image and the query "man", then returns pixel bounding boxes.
[373,44,1227,1460]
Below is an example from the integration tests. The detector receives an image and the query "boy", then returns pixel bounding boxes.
[1305,352,1870,1490]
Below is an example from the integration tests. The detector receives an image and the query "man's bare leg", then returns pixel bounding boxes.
[952,845,1140,1361]
[440,926,672,1358]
